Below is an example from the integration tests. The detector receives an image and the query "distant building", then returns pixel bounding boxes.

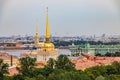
[0,41,22,47]
[70,43,120,55]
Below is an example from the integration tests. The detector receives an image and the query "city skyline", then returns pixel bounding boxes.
[0,0,120,37]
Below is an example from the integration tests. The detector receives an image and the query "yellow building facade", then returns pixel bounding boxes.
[30,7,58,62]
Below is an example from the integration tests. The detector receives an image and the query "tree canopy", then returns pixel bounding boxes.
[1,55,120,80]
[17,57,36,77]
[0,59,9,80]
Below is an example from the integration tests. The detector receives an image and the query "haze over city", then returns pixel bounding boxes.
[0,0,120,37]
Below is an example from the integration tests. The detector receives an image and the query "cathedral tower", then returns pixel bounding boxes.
[27,7,58,62]
[34,20,39,47]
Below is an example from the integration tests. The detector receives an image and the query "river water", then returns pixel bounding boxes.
[1,49,71,57]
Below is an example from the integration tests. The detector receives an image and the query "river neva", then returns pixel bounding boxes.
[1,49,71,57]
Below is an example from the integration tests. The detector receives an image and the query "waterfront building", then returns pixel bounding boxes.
[70,43,120,55]
[26,7,58,62]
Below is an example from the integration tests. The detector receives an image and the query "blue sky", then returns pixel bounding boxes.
[0,0,120,37]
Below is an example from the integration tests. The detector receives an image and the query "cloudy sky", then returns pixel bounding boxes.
[0,0,120,37]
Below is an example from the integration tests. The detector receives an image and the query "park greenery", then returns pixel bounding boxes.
[53,40,120,47]
[0,55,120,80]
[95,52,120,57]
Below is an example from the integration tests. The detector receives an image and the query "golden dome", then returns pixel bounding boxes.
[41,42,54,48]
[41,42,55,51]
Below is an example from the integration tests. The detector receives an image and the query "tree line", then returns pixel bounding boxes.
[95,52,120,57]
[54,40,120,47]
[1,55,120,80]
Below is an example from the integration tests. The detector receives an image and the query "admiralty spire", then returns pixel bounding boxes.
[26,7,58,62]
[45,7,50,42]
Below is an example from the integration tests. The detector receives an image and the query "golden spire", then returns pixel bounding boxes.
[35,20,39,46]
[36,19,39,34]
[45,7,50,41]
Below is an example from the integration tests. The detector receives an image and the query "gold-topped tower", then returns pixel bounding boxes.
[25,7,58,62]
[37,7,58,62]
[34,20,39,47]
[45,7,50,42]
[40,7,55,51]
